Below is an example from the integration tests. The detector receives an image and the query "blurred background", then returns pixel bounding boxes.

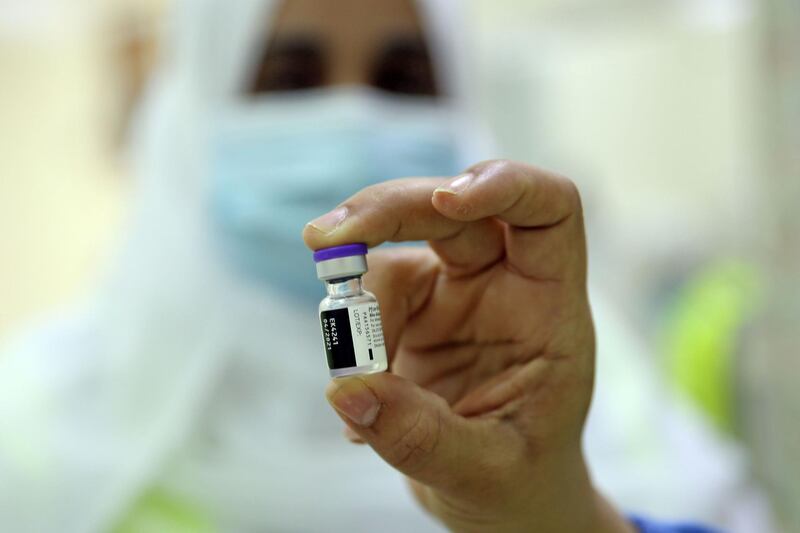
[1,0,797,530]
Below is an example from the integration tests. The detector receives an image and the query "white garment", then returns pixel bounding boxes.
[151,293,444,533]
[0,1,472,530]
[0,0,764,531]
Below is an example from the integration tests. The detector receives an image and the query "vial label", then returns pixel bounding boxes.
[320,302,387,370]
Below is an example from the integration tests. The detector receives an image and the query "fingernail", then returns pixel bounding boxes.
[434,173,473,196]
[326,378,381,427]
[343,425,364,443]
[307,206,348,234]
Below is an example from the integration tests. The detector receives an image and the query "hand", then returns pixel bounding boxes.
[303,160,634,533]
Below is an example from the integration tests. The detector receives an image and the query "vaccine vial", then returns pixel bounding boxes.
[314,243,388,378]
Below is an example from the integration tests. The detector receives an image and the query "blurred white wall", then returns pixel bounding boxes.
[469,0,763,332]
[0,0,165,337]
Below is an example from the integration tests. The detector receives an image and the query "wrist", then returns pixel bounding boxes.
[427,447,637,533]
[513,449,636,533]
[546,448,635,533]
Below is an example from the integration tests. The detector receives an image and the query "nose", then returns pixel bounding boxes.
[326,44,371,87]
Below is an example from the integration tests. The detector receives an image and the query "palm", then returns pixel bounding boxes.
[370,232,592,429]
[369,258,509,392]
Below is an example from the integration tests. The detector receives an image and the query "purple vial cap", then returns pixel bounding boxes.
[313,243,368,263]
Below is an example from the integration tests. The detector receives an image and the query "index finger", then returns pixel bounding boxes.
[302,160,581,251]
[302,177,465,250]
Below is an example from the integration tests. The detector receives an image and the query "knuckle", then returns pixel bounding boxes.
[342,180,389,208]
[385,406,444,475]
[365,182,390,204]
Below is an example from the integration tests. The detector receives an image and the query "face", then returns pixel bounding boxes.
[248,0,438,96]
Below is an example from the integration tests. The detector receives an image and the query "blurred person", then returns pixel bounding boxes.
[0,0,770,532]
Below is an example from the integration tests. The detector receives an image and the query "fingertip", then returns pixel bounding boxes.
[431,173,482,222]
[303,206,351,250]
[301,223,321,250]
[343,425,366,444]
[325,377,382,428]
[324,378,342,402]
[432,188,475,221]
[434,173,474,196]
[302,220,332,251]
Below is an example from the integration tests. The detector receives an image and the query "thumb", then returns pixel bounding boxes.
[325,373,508,493]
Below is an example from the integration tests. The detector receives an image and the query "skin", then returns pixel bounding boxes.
[258,0,635,531]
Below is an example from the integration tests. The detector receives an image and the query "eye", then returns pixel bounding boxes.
[371,37,438,96]
[249,37,325,93]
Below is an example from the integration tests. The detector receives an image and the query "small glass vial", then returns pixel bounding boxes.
[313,243,388,378]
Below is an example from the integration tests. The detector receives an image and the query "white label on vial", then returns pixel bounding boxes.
[320,302,386,369]
[348,302,386,367]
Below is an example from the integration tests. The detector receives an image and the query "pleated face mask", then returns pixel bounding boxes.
[207,86,465,298]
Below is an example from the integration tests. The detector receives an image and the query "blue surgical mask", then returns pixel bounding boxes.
[207,87,465,299]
